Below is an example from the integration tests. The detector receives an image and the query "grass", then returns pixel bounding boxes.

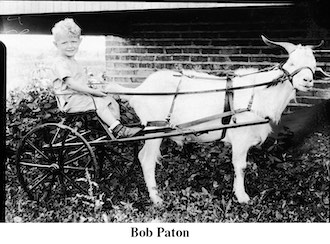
[5,123,329,223]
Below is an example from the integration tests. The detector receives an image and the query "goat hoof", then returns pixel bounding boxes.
[151,195,163,206]
[235,192,251,204]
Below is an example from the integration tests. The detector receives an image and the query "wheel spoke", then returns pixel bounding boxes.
[28,171,53,191]
[82,157,93,169]
[41,174,56,202]
[64,145,87,163]
[50,127,61,144]
[61,172,88,194]
[65,131,90,142]
[58,172,67,196]
[48,130,59,162]
[57,130,70,167]
[26,139,50,162]
[19,161,51,169]
[69,145,88,156]
[64,151,90,166]
[64,165,94,171]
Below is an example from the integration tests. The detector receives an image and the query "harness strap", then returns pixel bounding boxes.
[278,64,293,84]
[147,108,249,129]
[247,92,255,111]
[220,75,235,140]
[278,63,315,85]
[165,75,183,123]
[160,74,238,139]
[176,108,248,129]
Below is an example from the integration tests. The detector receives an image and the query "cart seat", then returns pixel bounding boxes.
[58,110,98,123]
[54,91,98,117]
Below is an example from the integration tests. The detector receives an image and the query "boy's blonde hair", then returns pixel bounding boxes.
[51,18,81,40]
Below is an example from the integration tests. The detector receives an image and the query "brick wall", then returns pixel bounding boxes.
[105,5,330,108]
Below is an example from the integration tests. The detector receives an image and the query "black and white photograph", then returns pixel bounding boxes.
[1,0,329,242]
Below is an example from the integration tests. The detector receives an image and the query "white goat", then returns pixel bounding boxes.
[105,36,321,204]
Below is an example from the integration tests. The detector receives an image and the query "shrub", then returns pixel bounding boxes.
[6,80,60,157]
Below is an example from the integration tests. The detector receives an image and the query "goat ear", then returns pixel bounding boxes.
[261,35,297,54]
[306,40,324,50]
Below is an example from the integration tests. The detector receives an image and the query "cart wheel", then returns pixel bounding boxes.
[16,123,99,203]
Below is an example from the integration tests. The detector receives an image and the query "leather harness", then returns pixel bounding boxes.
[146,71,237,140]
[220,75,235,140]
[146,64,314,140]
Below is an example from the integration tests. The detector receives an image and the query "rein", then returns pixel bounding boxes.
[54,64,313,97]
[54,81,280,96]
[111,64,313,95]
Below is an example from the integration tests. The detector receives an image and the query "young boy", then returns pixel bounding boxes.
[51,18,141,138]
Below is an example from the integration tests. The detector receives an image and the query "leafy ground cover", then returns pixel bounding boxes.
[5,82,329,223]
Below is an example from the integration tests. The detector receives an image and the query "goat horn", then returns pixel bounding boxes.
[316,67,330,79]
[306,40,324,49]
[261,35,297,54]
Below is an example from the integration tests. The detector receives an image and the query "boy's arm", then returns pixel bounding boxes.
[65,77,106,97]
[52,60,105,97]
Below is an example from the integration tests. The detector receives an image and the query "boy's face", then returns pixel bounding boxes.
[54,32,81,58]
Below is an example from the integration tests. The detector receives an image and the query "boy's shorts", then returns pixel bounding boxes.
[63,94,120,120]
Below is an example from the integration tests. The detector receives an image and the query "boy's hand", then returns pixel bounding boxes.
[92,89,107,97]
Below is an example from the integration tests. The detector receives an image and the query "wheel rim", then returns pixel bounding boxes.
[16,123,98,202]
